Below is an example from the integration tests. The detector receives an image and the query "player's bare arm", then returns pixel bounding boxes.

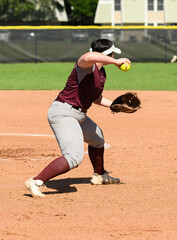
[78,52,131,69]
[94,94,112,108]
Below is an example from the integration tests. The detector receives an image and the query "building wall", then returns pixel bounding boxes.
[166,0,177,23]
[114,11,122,23]
[94,0,112,23]
[94,0,177,25]
[55,0,68,22]
[123,0,145,23]
[147,11,165,24]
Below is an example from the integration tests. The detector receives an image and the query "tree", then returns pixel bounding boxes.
[64,0,98,25]
[0,0,64,22]
[0,0,34,21]
[0,0,98,25]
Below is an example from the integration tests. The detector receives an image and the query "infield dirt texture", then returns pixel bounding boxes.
[0,90,177,240]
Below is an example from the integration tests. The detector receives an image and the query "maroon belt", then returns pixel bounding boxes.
[56,98,86,113]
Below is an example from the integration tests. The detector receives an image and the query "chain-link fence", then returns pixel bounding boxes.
[0,27,177,63]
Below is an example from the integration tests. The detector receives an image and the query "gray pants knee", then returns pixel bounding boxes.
[48,101,104,169]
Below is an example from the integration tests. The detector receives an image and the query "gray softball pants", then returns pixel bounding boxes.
[47,101,105,169]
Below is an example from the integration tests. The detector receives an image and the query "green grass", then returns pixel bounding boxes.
[0,62,177,90]
[105,62,177,90]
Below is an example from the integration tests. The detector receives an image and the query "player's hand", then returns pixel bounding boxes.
[115,58,131,68]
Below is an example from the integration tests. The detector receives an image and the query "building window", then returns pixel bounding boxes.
[157,0,163,10]
[148,0,154,10]
[148,0,164,11]
[115,0,121,11]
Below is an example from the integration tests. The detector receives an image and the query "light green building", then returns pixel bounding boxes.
[94,0,177,26]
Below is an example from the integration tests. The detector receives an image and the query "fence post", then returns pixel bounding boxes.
[34,34,38,64]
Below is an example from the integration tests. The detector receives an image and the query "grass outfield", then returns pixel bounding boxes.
[0,62,177,90]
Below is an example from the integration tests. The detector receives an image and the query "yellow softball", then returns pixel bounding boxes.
[119,62,131,72]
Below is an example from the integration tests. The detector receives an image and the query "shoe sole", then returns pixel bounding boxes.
[91,180,120,185]
[91,181,102,185]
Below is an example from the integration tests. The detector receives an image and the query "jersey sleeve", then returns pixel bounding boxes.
[76,64,95,83]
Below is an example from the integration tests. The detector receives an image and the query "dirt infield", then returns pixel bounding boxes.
[0,90,177,240]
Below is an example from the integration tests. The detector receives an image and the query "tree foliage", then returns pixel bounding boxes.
[65,0,98,25]
[0,0,98,24]
[0,0,34,21]
[0,0,63,22]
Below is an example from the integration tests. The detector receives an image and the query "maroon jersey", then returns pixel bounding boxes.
[56,63,106,110]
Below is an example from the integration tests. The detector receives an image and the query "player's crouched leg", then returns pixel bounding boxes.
[63,148,84,170]
[88,144,120,185]
[25,156,71,198]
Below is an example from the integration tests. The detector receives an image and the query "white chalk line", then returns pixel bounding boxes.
[0,133,55,137]
[0,133,111,161]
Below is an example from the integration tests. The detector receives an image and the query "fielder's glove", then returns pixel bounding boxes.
[110,92,141,113]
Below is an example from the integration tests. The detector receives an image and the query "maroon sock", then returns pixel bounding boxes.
[34,156,70,183]
[88,145,105,175]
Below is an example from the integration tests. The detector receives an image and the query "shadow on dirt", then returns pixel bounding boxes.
[45,177,91,194]
[24,177,91,197]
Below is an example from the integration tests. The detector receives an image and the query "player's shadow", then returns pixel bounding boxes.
[24,177,91,198]
[44,177,91,195]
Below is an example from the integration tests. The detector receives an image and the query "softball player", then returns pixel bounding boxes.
[25,39,131,197]
[171,55,177,63]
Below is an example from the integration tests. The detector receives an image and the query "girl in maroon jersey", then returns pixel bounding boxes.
[25,39,131,197]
